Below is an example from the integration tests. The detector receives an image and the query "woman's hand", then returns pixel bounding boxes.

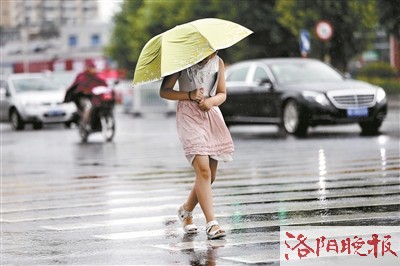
[190,88,204,103]
[190,88,212,111]
[198,98,213,112]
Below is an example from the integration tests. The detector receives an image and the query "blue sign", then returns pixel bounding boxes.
[300,29,311,53]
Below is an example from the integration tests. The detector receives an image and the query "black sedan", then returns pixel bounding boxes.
[221,58,387,136]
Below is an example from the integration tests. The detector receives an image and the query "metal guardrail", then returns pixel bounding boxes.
[132,80,176,116]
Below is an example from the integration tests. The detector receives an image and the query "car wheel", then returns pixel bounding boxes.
[10,109,25,131]
[359,120,382,136]
[33,122,43,130]
[283,100,308,137]
[64,121,72,128]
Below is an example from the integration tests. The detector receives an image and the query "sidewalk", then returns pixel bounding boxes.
[388,93,400,109]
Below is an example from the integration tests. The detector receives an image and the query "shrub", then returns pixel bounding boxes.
[357,76,400,94]
[358,62,398,78]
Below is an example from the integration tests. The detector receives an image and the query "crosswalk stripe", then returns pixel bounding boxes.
[156,229,400,252]
[2,176,400,208]
[93,211,399,241]
[2,163,398,200]
[2,122,399,265]
[2,182,398,213]
[3,191,398,222]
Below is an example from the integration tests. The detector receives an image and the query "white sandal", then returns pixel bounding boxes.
[206,220,226,240]
[177,205,198,234]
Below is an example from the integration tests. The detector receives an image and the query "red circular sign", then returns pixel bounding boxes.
[316,21,333,41]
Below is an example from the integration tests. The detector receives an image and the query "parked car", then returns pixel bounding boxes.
[46,71,78,90]
[221,58,387,136]
[0,73,77,130]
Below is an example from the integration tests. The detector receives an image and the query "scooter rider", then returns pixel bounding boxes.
[64,60,108,129]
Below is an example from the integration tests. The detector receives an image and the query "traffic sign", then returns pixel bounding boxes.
[315,20,333,41]
[300,29,311,53]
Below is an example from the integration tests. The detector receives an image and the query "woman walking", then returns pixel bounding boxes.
[160,51,234,240]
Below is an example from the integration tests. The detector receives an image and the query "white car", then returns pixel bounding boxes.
[0,73,77,130]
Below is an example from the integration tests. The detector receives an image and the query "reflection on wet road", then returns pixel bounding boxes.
[1,109,399,265]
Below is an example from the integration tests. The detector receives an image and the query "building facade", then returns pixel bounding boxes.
[0,0,115,75]
[0,0,98,29]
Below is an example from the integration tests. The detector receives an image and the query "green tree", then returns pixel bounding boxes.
[106,0,204,78]
[105,0,145,75]
[378,0,400,38]
[212,0,299,62]
[275,0,378,71]
[106,0,299,78]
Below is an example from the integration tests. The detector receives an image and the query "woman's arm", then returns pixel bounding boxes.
[198,58,227,111]
[160,72,184,100]
[160,72,203,102]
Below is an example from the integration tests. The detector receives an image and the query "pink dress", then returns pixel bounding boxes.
[176,56,234,165]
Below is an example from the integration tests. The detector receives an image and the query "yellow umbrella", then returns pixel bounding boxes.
[133,18,253,85]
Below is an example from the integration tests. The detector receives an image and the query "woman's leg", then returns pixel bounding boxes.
[185,157,218,211]
[187,156,224,237]
[80,98,92,128]
[184,155,215,222]
[182,157,219,228]
[209,158,218,184]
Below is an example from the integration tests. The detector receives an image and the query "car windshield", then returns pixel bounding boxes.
[269,61,344,84]
[48,72,77,89]
[12,77,60,93]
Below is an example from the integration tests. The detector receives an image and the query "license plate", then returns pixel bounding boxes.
[47,109,64,116]
[346,108,368,117]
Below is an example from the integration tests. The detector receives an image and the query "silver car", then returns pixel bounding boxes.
[0,73,77,130]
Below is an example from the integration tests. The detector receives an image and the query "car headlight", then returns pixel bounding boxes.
[376,88,386,103]
[301,91,330,106]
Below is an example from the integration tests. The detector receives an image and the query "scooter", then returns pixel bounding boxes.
[78,86,116,143]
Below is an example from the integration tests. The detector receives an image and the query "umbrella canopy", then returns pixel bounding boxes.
[133,18,253,85]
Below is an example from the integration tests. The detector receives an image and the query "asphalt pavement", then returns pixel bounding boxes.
[1,98,400,265]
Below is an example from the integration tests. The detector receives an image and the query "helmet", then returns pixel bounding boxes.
[85,60,96,69]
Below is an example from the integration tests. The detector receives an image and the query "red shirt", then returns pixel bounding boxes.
[67,70,107,95]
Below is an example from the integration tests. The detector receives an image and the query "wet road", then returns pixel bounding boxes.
[1,101,400,265]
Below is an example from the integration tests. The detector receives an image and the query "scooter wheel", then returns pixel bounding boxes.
[100,114,115,142]
[79,125,89,143]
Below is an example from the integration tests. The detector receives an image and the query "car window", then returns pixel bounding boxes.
[226,67,249,82]
[253,67,269,82]
[12,77,60,93]
[48,72,77,89]
[270,61,343,83]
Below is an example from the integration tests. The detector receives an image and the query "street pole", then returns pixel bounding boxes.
[21,28,29,73]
